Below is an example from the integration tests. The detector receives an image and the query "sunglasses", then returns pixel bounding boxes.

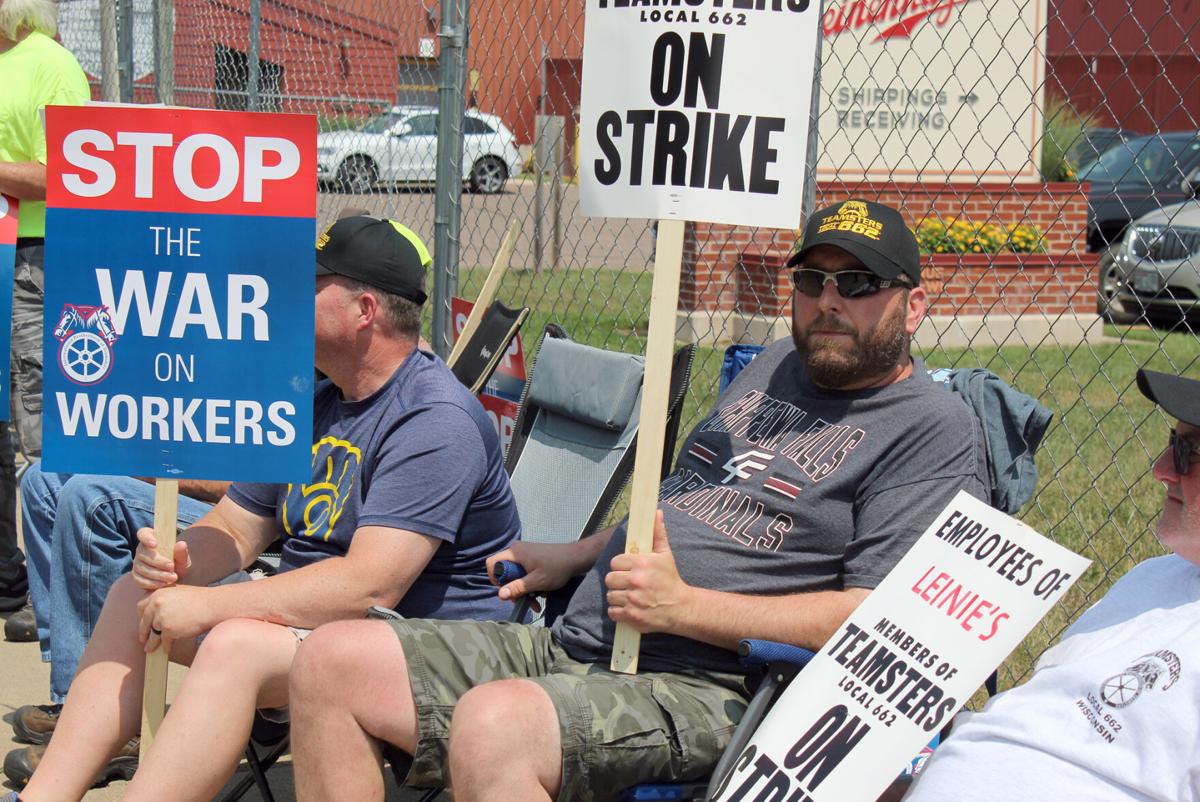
[1170,429,1200,475]
[791,268,913,299]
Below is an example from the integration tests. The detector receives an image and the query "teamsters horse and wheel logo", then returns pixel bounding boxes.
[1099,649,1181,709]
[53,303,120,385]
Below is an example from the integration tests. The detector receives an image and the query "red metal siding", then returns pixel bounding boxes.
[467,0,585,144]
[1047,0,1200,132]
[174,0,408,116]
[1047,0,1188,55]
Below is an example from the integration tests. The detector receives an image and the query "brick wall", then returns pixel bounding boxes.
[923,253,1094,316]
[683,181,1098,319]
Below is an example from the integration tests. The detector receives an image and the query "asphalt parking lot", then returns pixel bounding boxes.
[316,176,656,273]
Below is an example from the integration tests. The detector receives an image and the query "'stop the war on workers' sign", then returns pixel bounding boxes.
[578,0,820,229]
[712,491,1091,802]
[0,194,17,421]
[41,105,316,483]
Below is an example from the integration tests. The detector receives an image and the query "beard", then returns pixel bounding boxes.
[792,301,910,388]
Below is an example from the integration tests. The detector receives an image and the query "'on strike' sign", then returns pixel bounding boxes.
[42,105,316,482]
[578,0,820,229]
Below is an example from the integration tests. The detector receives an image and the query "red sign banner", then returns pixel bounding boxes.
[45,105,316,218]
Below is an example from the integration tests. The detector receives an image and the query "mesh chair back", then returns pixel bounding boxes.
[507,335,646,545]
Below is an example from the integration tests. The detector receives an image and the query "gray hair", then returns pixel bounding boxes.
[0,0,57,39]
[345,280,422,339]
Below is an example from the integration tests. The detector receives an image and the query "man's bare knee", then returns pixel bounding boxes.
[103,572,142,607]
[292,623,348,705]
[292,620,399,706]
[194,618,291,669]
[450,680,557,750]
[448,681,561,800]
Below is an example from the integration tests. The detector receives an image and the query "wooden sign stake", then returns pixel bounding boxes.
[140,478,179,757]
[447,217,520,367]
[610,217,685,675]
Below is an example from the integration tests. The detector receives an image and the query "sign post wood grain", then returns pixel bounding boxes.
[610,217,684,673]
[140,479,179,756]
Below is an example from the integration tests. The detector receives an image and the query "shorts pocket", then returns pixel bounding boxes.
[19,391,40,417]
[650,679,722,777]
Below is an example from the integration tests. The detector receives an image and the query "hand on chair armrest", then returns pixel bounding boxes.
[493,560,526,583]
[486,533,612,602]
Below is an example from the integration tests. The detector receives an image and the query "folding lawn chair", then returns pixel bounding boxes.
[222,301,533,802]
[501,328,695,623]
[449,300,531,394]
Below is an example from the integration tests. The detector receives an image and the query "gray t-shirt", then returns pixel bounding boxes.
[552,339,990,674]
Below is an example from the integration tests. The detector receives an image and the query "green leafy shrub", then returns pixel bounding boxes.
[1041,94,1104,182]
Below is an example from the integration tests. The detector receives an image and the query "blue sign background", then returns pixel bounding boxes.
[42,209,314,482]
[0,240,11,422]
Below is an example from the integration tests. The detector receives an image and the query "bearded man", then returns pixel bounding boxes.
[284,199,991,802]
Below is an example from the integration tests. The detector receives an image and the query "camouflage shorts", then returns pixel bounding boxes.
[388,618,751,802]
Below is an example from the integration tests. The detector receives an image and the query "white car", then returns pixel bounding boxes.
[1110,200,1200,326]
[316,106,522,194]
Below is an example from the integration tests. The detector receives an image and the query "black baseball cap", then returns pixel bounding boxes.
[1137,368,1200,426]
[316,216,431,305]
[787,200,921,286]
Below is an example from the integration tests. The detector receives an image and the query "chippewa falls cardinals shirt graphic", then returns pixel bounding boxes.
[661,388,865,552]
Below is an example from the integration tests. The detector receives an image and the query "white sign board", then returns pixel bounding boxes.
[816,0,1047,182]
[713,491,1091,802]
[579,0,820,229]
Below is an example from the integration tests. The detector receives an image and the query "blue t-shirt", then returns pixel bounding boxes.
[228,348,521,621]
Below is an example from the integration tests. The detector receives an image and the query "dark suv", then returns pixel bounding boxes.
[1067,127,1138,172]
[1083,131,1200,252]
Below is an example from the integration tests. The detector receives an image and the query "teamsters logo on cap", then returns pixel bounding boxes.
[815,201,884,242]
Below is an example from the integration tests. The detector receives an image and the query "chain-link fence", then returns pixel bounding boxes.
[57,0,1200,690]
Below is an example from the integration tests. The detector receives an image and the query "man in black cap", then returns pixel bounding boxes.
[907,367,1200,802]
[285,200,990,802]
[15,217,523,801]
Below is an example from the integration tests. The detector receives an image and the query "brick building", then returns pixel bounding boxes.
[169,0,438,116]
[140,0,1199,147]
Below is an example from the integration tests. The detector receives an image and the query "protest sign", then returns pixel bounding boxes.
[0,195,16,420]
[578,0,820,229]
[451,296,527,454]
[712,490,1091,802]
[41,105,316,482]
[578,0,821,673]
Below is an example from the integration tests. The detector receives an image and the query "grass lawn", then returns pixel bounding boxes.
[450,266,1199,697]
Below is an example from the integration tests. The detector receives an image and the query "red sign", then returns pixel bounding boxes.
[478,393,519,456]
[823,0,972,41]
[45,105,316,218]
[0,195,16,244]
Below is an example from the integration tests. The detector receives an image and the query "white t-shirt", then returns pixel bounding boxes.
[908,554,1200,802]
